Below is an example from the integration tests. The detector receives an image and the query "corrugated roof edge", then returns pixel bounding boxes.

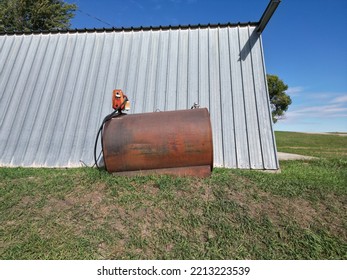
[0,21,259,35]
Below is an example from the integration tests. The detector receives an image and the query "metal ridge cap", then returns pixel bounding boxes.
[0,21,259,36]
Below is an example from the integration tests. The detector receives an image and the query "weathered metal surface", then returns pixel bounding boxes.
[111,165,211,178]
[102,108,213,177]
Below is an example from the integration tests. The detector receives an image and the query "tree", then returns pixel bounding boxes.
[267,74,292,123]
[0,0,77,32]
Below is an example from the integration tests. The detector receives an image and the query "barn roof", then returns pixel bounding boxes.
[0,1,280,169]
[0,21,258,35]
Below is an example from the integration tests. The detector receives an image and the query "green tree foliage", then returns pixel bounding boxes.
[0,0,77,32]
[267,74,292,123]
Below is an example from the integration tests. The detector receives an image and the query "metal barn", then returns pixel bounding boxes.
[0,1,280,170]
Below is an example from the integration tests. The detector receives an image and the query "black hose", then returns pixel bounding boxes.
[94,97,128,170]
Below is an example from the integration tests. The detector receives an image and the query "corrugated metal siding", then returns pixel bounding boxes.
[0,25,279,169]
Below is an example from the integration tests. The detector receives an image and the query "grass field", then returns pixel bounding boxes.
[0,131,346,259]
[275,131,347,159]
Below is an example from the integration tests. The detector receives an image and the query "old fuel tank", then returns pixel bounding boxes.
[102,108,213,177]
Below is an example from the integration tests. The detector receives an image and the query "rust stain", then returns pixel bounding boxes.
[102,108,213,177]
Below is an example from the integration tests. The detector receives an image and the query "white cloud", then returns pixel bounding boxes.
[330,94,347,104]
[277,89,347,131]
[311,93,333,100]
[286,86,305,95]
[284,103,347,120]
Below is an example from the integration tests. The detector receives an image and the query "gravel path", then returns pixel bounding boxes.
[277,152,317,161]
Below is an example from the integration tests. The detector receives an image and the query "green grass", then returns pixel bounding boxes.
[0,132,346,259]
[275,131,347,159]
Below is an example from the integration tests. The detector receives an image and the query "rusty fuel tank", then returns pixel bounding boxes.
[102,108,213,177]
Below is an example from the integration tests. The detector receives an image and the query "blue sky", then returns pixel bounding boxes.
[67,0,347,132]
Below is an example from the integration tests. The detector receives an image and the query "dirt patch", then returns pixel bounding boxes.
[228,185,347,241]
[279,198,318,228]
[314,194,347,239]
[175,180,215,202]
[97,242,109,259]
[19,195,40,207]
[108,239,126,259]
[138,206,167,232]
[42,197,74,215]
[201,185,215,201]
[141,184,160,196]
[38,183,121,237]
[65,184,106,205]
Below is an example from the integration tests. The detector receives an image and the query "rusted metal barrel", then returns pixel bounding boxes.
[102,108,213,177]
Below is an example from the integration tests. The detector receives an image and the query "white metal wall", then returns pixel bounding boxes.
[0,25,279,169]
